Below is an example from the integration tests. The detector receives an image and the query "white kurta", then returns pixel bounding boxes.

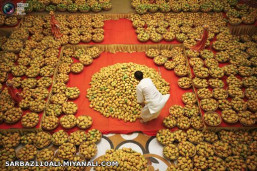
[136,78,170,121]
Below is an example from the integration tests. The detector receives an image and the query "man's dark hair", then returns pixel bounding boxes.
[134,71,143,81]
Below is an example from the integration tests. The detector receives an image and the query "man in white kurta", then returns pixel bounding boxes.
[135,71,170,123]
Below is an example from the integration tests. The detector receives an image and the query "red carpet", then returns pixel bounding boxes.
[1,17,254,133]
[52,52,192,136]
[0,18,185,135]
[0,18,182,135]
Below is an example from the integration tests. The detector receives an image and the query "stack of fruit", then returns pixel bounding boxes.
[163,129,256,171]
[24,0,112,13]
[130,12,226,43]
[189,28,257,126]
[163,91,204,130]
[0,129,103,170]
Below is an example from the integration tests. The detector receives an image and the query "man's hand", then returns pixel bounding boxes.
[138,101,147,107]
[138,102,145,107]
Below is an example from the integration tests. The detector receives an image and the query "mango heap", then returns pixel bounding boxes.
[87,63,170,122]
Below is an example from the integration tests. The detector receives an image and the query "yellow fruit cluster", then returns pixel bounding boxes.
[52,130,69,146]
[79,141,97,159]
[17,144,37,161]
[21,133,35,145]
[21,112,39,128]
[57,142,76,160]
[34,132,52,149]
[95,148,148,171]
[77,115,93,129]
[36,148,54,161]
[42,116,59,131]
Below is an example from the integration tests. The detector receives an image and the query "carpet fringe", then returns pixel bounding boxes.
[228,24,257,36]
[64,44,184,53]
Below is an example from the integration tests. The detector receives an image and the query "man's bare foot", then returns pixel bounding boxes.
[140,119,146,123]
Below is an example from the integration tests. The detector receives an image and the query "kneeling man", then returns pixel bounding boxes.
[134,71,170,123]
